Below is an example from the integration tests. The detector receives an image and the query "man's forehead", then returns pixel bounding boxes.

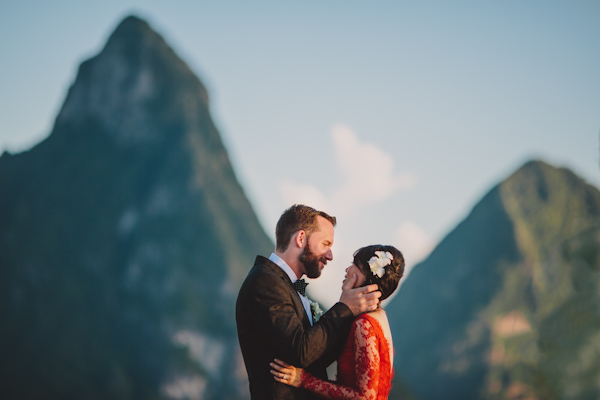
[315,216,334,237]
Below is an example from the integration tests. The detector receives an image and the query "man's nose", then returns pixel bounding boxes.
[325,249,333,260]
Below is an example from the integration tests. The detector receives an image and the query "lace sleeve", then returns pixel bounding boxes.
[300,317,380,400]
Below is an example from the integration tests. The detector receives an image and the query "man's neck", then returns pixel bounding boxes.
[274,250,303,280]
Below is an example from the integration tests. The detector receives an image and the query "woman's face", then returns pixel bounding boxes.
[343,263,367,289]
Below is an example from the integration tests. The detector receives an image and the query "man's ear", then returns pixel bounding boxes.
[294,230,306,249]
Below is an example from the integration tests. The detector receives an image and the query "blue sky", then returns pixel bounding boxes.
[2,1,599,306]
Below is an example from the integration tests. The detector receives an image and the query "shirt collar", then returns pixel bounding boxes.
[269,253,299,283]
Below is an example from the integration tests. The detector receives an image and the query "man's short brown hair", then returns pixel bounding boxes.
[275,204,337,252]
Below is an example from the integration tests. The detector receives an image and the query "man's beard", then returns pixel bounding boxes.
[299,241,324,279]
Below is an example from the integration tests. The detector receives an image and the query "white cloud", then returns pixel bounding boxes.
[280,181,329,212]
[330,124,416,213]
[394,221,435,275]
[280,123,416,214]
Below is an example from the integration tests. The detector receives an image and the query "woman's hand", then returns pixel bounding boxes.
[270,358,303,388]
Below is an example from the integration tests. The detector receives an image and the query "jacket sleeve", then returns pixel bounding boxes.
[246,269,354,368]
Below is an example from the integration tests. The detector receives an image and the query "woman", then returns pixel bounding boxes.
[271,245,405,400]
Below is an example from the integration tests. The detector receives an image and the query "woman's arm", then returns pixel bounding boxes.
[271,317,381,400]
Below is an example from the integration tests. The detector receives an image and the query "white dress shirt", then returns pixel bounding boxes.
[269,253,313,325]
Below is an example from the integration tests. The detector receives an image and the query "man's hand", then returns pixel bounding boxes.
[339,273,381,316]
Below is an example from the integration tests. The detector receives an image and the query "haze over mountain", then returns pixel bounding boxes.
[0,15,272,399]
[387,160,600,399]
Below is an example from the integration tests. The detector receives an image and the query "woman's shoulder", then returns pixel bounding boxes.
[352,313,377,331]
[358,310,386,324]
[351,311,389,336]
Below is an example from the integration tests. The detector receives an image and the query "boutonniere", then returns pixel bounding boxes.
[309,299,323,322]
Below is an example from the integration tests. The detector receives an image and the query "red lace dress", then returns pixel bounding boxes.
[300,313,394,399]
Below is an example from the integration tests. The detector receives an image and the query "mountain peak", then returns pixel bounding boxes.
[114,14,151,31]
[54,15,208,146]
[387,160,600,399]
[498,159,600,263]
[102,15,158,57]
[503,159,585,187]
[0,14,272,399]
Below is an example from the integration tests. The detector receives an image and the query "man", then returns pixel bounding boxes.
[236,204,381,399]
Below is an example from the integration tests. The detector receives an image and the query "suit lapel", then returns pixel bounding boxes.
[255,256,312,326]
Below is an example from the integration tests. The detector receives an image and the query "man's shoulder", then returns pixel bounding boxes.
[252,255,272,269]
[242,256,288,288]
[249,255,280,277]
[236,255,293,312]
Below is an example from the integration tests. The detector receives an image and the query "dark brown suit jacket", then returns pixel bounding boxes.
[236,256,354,399]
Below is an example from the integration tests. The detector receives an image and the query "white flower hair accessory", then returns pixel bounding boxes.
[368,251,393,278]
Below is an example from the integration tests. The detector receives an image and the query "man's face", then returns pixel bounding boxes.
[299,216,334,279]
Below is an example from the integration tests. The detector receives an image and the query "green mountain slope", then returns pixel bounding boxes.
[387,160,600,400]
[0,16,272,399]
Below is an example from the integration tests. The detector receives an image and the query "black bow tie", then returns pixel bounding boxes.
[294,279,308,296]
